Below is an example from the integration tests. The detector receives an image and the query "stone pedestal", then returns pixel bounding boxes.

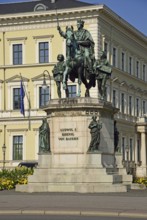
[16,98,132,193]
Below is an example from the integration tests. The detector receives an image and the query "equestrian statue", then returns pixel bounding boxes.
[57,19,96,97]
[56,19,112,98]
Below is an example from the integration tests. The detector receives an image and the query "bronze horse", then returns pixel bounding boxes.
[62,26,95,97]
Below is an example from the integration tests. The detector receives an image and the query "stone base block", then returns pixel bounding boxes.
[38,152,104,168]
[136,166,147,177]
[15,153,131,193]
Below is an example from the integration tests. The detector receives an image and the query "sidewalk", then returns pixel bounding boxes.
[0,189,147,218]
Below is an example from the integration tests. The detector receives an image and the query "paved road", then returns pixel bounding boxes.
[0,215,144,220]
[0,189,147,218]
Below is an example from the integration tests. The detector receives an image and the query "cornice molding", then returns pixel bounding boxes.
[0,4,146,46]
[33,35,54,39]
[100,5,147,45]
[7,129,28,132]
[0,62,56,70]
[0,5,101,21]
[7,37,27,42]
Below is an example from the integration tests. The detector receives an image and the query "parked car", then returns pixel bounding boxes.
[18,161,38,168]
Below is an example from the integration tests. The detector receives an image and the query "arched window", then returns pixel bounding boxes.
[34,4,47,12]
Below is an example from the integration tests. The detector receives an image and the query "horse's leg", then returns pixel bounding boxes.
[85,89,90,97]
[65,86,69,98]
[80,68,90,97]
[77,67,82,97]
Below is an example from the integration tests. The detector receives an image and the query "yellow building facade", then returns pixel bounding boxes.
[0,1,146,176]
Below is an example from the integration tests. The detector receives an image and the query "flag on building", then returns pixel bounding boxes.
[20,80,25,116]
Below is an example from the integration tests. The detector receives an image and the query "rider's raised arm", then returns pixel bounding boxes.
[57,26,67,38]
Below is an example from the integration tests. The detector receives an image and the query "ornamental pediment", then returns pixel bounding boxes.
[6,74,29,83]
[31,72,52,82]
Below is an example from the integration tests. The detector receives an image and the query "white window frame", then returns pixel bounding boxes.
[128,56,133,75]
[10,42,25,65]
[136,97,140,117]
[121,51,126,72]
[7,37,27,65]
[136,60,140,78]
[129,138,134,161]
[121,136,126,160]
[7,81,28,113]
[9,132,26,162]
[128,95,132,115]
[120,92,126,114]
[33,80,53,109]
[36,39,51,63]
[62,80,78,98]
[111,46,118,68]
[143,64,146,81]
[142,100,146,116]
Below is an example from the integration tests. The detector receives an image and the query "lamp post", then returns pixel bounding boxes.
[2,125,6,171]
[42,70,51,101]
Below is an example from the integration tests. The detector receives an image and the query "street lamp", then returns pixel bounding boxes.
[42,70,51,100]
[2,125,6,171]
[2,144,6,171]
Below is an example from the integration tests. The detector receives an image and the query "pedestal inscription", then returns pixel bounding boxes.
[59,128,78,141]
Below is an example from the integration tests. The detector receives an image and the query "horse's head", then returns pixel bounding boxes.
[66,26,75,47]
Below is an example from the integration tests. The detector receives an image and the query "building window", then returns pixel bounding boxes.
[137,139,141,162]
[68,85,77,98]
[121,93,125,114]
[129,57,132,74]
[142,101,146,115]
[122,137,125,160]
[104,42,108,55]
[13,135,23,160]
[129,96,132,115]
[13,44,22,65]
[112,47,116,67]
[39,42,49,63]
[136,98,139,117]
[39,87,49,107]
[34,3,47,11]
[130,138,133,161]
[143,64,146,81]
[121,52,125,71]
[136,61,139,78]
[13,88,21,110]
[112,90,116,107]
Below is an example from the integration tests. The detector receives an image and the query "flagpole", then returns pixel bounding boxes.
[55,6,59,27]
[20,73,31,130]
[51,0,59,27]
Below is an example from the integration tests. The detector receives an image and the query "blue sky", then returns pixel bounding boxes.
[81,0,147,36]
[0,0,146,36]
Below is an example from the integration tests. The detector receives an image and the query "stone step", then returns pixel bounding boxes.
[28,173,122,184]
[16,182,127,193]
[106,167,119,174]
[33,168,107,175]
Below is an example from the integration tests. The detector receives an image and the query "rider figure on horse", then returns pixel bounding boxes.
[57,19,95,75]
[74,19,95,75]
